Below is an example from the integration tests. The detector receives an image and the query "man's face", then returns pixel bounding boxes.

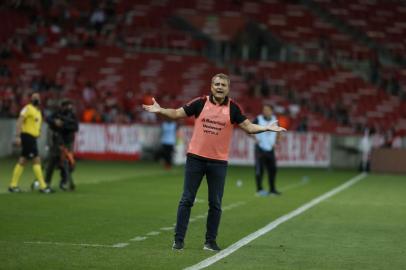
[62,104,73,113]
[263,105,273,118]
[211,77,230,101]
[31,93,40,106]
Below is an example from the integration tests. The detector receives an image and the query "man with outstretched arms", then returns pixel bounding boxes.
[143,73,286,251]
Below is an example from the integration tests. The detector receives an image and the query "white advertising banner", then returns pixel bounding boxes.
[74,124,142,160]
[175,127,331,167]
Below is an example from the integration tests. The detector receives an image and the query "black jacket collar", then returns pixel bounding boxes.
[209,94,228,106]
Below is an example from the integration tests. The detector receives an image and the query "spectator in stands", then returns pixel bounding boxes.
[389,76,400,96]
[297,117,308,132]
[143,73,286,251]
[383,128,403,148]
[8,92,53,193]
[0,44,12,59]
[82,106,101,123]
[82,81,96,104]
[30,77,41,92]
[371,127,385,149]
[335,101,349,125]
[34,21,48,46]
[90,5,106,34]
[401,85,406,101]
[260,76,270,97]
[277,108,291,130]
[104,106,119,123]
[369,57,380,84]
[252,104,281,197]
[155,120,178,170]
[0,64,11,77]
[84,31,97,48]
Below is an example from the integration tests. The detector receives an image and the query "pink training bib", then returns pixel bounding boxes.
[187,97,234,161]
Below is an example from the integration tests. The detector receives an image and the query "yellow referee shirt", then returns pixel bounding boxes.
[20,104,42,137]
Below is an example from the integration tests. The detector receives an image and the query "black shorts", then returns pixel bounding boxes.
[21,133,39,159]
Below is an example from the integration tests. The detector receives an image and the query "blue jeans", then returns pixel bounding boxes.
[175,155,227,243]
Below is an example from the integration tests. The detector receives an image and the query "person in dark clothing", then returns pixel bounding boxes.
[156,120,178,169]
[253,104,281,196]
[45,99,79,191]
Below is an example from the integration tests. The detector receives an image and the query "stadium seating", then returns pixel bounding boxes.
[171,0,373,59]
[314,0,406,58]
[1,1,406,135]
[0,9,28,42]
[237,60,406,134]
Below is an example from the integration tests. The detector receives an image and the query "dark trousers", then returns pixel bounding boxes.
[255,146,277,192]
[162,144,174,166]
[155,144,174,166]
[175,155,227,243]
[45,145,73,186]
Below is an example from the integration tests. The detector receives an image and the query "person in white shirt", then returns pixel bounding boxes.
[359,128,372,172]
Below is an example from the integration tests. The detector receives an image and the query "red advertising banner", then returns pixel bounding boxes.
[74,124,142,160]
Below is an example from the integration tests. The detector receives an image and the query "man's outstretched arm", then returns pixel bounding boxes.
[239,119,286,134]
[142,98,187,120]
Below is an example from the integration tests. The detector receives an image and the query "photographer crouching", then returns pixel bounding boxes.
[45,99,79,191]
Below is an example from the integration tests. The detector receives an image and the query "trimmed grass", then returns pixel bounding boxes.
[0,158,405,269]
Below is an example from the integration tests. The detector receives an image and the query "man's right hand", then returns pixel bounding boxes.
[14,136,21,146]
[142,97,161,113]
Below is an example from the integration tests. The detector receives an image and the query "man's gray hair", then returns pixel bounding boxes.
[211,73,230,86]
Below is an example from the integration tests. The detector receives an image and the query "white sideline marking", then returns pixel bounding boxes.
[184,173,367,270]
[146,231,161,236]
[113,242,129,248]
[130,236,147,241]
[160,227,174,231]
[24,241,126,248]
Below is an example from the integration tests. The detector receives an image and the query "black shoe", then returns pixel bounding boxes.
[203,241,221,251]
[270,190,282,196]
[8,187,22,193]
[69,182,75,191]
[172,241,184,250]
[39,187,54,194]
[59,182,67,191]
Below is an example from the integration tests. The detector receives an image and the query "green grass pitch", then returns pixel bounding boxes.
[0,158,405,269]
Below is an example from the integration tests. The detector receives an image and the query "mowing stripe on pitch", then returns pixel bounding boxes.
[24,241,129,248]
[184,173,367,270]
[279,178,309,192]
[0,170,180,194]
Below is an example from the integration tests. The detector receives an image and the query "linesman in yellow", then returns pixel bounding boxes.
[8,92,53,193]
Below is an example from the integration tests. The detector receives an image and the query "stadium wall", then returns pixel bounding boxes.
[1,120,404,169]
[0,120,48,158]
[371,148,406,174]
